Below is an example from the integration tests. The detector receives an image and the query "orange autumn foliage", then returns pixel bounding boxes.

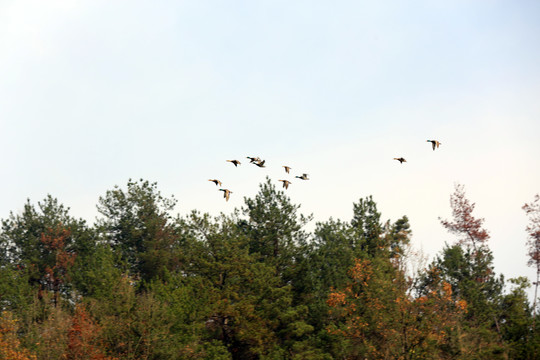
[0,311,36,360]
[327,259,468,359]
[65,305,114,360]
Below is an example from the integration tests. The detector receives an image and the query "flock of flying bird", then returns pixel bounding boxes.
[210,139,442,202]
[208,156,310,202]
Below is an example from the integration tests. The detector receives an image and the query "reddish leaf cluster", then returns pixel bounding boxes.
[66,305,113,360]
[40,225,77,305]
[440,184,490,250]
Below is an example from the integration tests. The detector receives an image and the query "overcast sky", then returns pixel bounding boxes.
[1,0,539,297]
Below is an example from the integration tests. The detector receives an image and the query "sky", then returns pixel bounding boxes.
[1,0,539,298]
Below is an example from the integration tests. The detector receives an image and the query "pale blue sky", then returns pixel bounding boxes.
[1,0,540,297]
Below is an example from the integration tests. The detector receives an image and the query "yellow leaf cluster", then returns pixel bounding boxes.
[0,311,37,360]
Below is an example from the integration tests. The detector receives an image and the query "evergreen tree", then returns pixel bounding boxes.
[500,277,538,359]
[180,210,320,359]
[240,177,311,275]
[0,195,92,309]
[70,243,122,300]
[96,179,181,282]
[351,196,383,257]
[2,180,538,358]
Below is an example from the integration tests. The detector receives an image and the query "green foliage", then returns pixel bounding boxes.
[70,243,122,300]
[0,179,536,359]
[96,178,181,282]
[179,210,319,359]
[425,245,504,322]
[500,277,539,359]
[0,265,34,314]
[0,196,90,293]
[240,177,312,271]
[327,254,468,359]
[418,245,508,358]
[0,310,37,360]
[351,195,382,255]
[298,218,357,332]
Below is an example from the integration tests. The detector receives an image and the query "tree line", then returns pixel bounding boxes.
[0,178,538,359]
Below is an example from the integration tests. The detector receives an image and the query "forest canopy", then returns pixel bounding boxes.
[0,178,538,359]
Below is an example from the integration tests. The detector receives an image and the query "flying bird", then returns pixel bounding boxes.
[283,166,291,174]
[296,173,309,180]
[426,140,441,151]
[219,189,232,201]
[226,159,241,167]
[279,180,291,189]
[254,159,266,168]
[247,156,260,163]
[208,179,222,186]
[394,157,407,164]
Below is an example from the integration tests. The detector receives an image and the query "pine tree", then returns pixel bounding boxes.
[96,179,181,282]
[240,177,311,276]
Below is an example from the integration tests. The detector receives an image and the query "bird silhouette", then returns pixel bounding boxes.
[283,166,291,174]
[296,173,309,180]
[394,157,407,164]
[426,140,441,151]
[246,156,260,163]
[208,179,222,186]
[219,189,232,201]
[226,160,241,167]
[279,180,291,189]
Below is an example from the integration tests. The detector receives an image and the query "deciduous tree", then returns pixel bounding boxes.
[66,304,112,360]
[440,184,489,252]
[40,225,77,306]
[327,258,467,359]
[0,311,36,360]
[522,194,540,315]
[428,184,507,357]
